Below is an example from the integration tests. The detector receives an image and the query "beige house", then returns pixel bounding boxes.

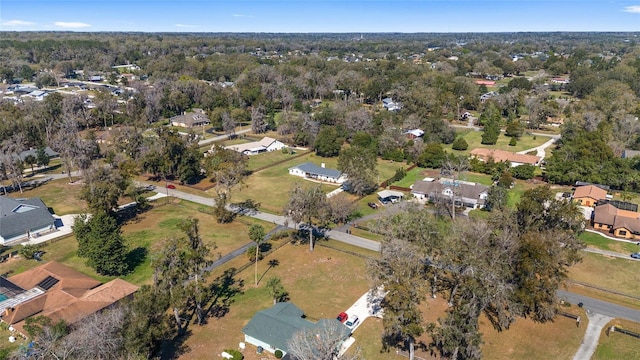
[572,185,608,207]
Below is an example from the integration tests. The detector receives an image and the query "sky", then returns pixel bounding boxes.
[1,0,639,33]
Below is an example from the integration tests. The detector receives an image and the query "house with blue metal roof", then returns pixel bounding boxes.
[288,162,346,184]
[0,197,57,245]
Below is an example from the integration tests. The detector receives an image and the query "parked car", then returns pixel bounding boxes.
[345,314,359,329]
[337,312,348,323]
[167,184,176,189]
[631,252,640,259]
[367,202,378,209]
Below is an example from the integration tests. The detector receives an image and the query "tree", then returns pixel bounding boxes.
[338,144,378,196]
[451,137,468,151]
[36,146,50,169]
[249,224,266,286]
[205,145,248,223]
[505,120,524,138]
[484,185,508,211]
[288,320,352,360]
[314,126,343,157]
[222,111,236,137]
[370,239,426,360]
[121,285,171,358]
[73,212,129,276]
[251,104,268,134]
[24,154,37,175]
[284,184,329,251]
[416,143,446,168]
[79,166,130,215]
[327,194,356,224]
[265,277,288,304]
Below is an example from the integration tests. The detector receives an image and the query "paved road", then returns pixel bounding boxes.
[197,128,252,147]
[558,290,640,323]
[583,247,639,261]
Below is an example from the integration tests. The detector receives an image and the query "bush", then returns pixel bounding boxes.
[20,244,38,260]
[451,137,469,151]
[223,349,244,360]
[509,137,517,146]
[275,350,283,359]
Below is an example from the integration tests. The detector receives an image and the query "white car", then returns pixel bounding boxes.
[345,314,359,329]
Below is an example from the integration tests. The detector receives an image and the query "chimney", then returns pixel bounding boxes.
[321,163,325,168]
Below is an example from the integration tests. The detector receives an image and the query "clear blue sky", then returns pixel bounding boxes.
[1,0,639,32]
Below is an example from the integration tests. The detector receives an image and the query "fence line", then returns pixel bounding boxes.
[610,326,640,339]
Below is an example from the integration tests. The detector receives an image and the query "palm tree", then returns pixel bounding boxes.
[249,224,266,286]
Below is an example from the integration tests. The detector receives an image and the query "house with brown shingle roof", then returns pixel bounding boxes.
[469,148,541,167]
[592,203,640,240]
[169,109,210,128]
[0,262,138,335]
[572,185,608,207]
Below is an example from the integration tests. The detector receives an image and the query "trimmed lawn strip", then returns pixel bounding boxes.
[445,130,548,155]
[391,166,427,188]
[6,178,88,215]
[593,319,640,360]
[567,252,640,307]
[580,231,639,254]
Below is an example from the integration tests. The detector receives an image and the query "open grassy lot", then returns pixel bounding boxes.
[5,178,87,215]
[180,242,372,360]
[593,319,640,360]
[392,166,427,188]
[246,149,310,172]
[445,129,548,155]
[0,199,275,286]
[567,252,640,309]
[580,231,639,254]
[231,153,404,215]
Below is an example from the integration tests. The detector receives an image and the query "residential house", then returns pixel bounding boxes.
[224,137,287,155]
[0,197,57,246]
[242,302,349,356]
[411,178,489,209]
[169,109,211,128]
[24,90,48,101]
[0,261,138,336]
[382,97,402,112]
[405,129,425,139]
[469,148,541,167]
[592,204,640,240]
[475,80,496,86]
[288,162,346,184]
[88,75,103,82]
[377,190,404,204]
[572,185,608,207]
[18,147,59,162]
[480,91,498,102]
[622,149,640,159]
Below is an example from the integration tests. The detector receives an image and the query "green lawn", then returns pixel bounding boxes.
[444,129,548,155]
[593,319,640,360]
[231,152,405,215]
[579,232,639,254]
[392,167,428,188]
[0,200,276,287]
[5,178,88,215]
[246,149,310,171]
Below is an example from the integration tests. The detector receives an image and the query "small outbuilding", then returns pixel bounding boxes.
[377,190,404,204]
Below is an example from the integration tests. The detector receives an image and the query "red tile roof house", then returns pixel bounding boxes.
[0,262,138,336]
[469,148,541,167]
[592,203,640,240]
[572,185,608,207]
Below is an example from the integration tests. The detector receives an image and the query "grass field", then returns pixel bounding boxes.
[4,178,88,215]
[392,167,428,188]
[580,231,639,254]
[0,199,276,286]
[246,149,310,171]
[567,252,640,309]
[593,319,640,360]
[444,129,548,155]
[230,153,404,215]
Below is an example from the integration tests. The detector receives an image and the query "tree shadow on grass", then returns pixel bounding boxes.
[203,268,244,321]
[126,247,148,273]
[159,329,191,360]
[258,259,279,285]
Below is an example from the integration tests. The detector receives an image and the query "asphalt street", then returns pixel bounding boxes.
[558,290,640,323]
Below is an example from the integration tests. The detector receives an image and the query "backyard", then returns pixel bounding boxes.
[444,129,549,155]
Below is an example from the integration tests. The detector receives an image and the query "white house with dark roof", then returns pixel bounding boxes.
[411,178,489,209]
[0,197,57,245]
[288,162,346,184]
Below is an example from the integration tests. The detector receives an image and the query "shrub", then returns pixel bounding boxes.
[509,137,517,146]
[451,137,469,151]
[223,349,244,360]
[20,244,38,260]
[275,350,283,359]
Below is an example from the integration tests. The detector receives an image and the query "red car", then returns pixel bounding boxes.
[167,184,176,189]
[337,312,348,323]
